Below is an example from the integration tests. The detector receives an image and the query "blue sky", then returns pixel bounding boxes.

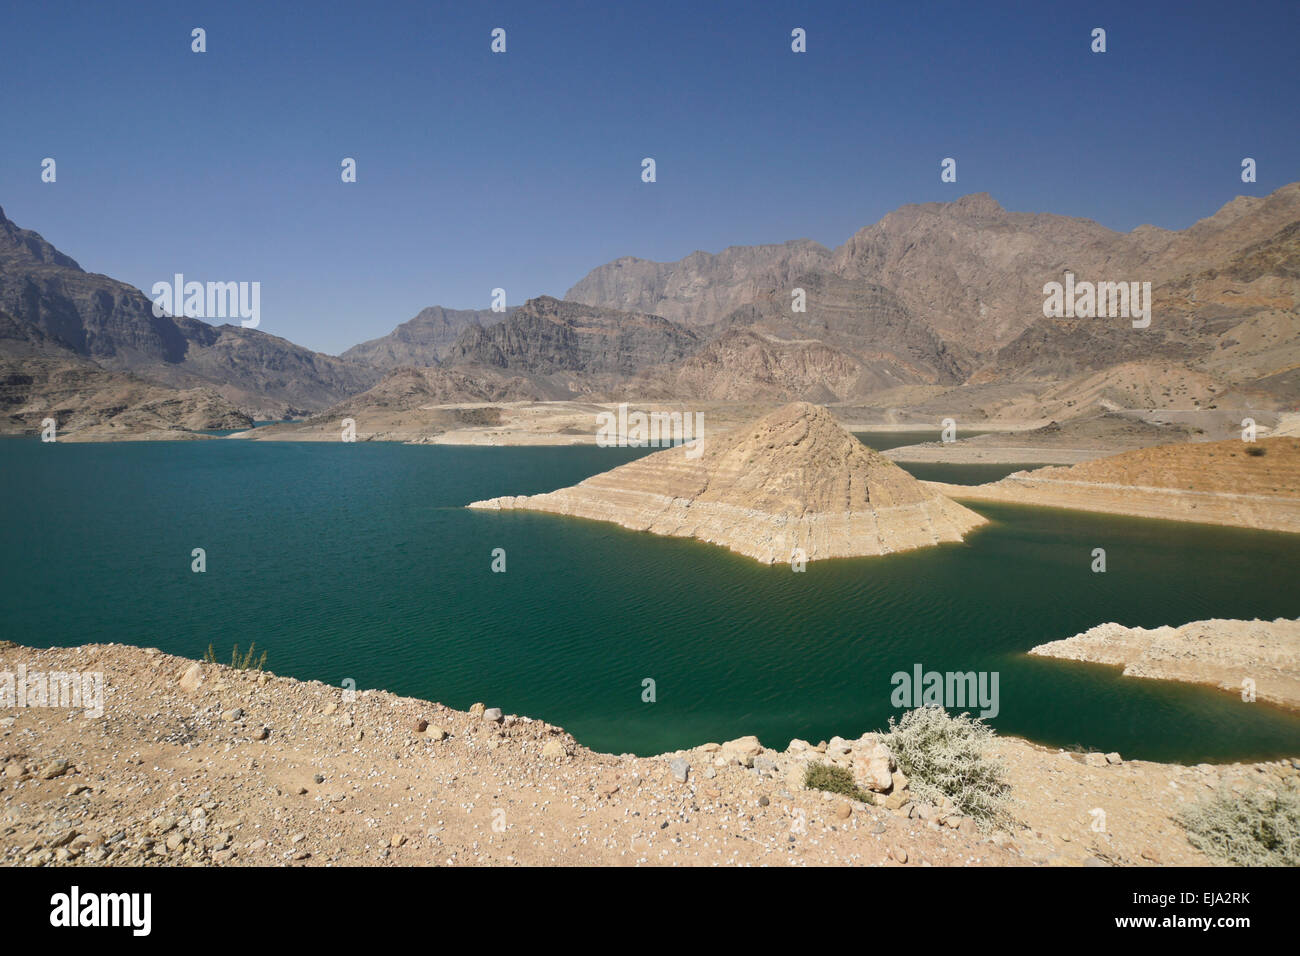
[2,0,1296,354]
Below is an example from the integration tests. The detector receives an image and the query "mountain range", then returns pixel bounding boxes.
[1,183,1296,438]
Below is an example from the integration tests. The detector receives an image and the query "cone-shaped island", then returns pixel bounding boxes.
[468,402,987,563]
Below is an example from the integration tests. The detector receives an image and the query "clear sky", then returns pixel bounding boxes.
[2,0,1296,354]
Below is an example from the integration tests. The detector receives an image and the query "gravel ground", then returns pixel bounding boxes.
[2,642,1295,867]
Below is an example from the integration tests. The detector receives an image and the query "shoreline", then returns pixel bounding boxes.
[3,641,1297,867]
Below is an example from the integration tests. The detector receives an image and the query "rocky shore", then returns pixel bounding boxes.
[928,437,1300,534]
[1030,617,1300,709]
[4,642,1297,867]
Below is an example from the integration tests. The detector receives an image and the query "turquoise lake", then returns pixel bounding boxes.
[2,436,1299,762]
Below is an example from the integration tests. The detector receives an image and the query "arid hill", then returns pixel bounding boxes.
[930,437,1300,533]
[469,402,986,562]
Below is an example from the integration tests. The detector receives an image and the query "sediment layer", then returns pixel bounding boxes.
[928,437,1300,533]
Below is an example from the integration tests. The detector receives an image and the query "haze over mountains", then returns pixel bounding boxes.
[2,183,1297,439]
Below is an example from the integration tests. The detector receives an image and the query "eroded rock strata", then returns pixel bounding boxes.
[1030,617,1300,709]
[469,402,986,563]
[928,437,1300,534]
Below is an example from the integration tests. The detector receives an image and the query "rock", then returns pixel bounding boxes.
[178,662,204,693]
[313,773,325,784]
[322,702,337,716]
[891,846,908,864]
[915,802,939,822]
[483,707,503,722]
[390,834,406,848]
[885,791,910,811]
[541,740,567,758]
[826,736,852,758]
[668,757,690,783]
[426,726,448,741]
[414,719,428,733]
[700,742,721,753]
[1084,752,1109,767]
[469,702,486,718]
[221,708,243,722]
[247,839,267,852]
[253,726,269,741]
[165,832,186,851]
[49,830,77,848]
[835,803,852,820]
[1105,752,1123,765]
[787,739,810,753]
[753,756,778,776]
[758,795,770,807]
[1140,846,1162,864]
[891,770,909,792]
[38,759,70,780]
[721,735,762,757]
[852,743,895,792]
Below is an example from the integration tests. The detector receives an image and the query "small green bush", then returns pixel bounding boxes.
[804,762,869,802]
[204,642,268,671]
[885,706,1012,828]
[1178,781,1300,866]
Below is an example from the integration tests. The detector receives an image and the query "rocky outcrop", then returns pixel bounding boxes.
[341,305,511,368]
[0,335,251,439]
[930,437,1300,533]
[469,401,986,562]
[566,239,833,327]
[445,296,701,378]
[1030,617,1300,709]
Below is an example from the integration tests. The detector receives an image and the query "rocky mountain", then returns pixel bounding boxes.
[567,184,1300,409]
[5,179,1297,439]
[565,239,832,327]
[444,295,702,387]
[469,401,986,562]
[341,305,510,369]
[0,309,251,439]
[0,205,380,417]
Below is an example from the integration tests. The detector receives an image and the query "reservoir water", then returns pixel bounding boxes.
[2,437,1298,762]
